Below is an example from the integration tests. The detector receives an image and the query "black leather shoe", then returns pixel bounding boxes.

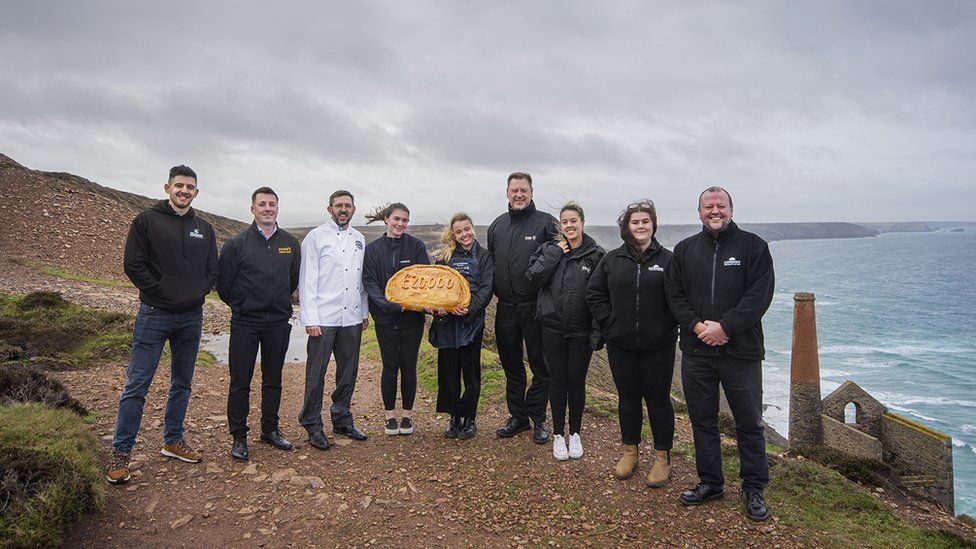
[260,430,293,451]
[743,491,769,521]
[333,424,368,441]
[458,418,476,440]
[308,431,330,451]
[231,437,248,461]
[532,421,550,444]
[495,416,531,438]
[680,483,725,506]
[444,417,460,439]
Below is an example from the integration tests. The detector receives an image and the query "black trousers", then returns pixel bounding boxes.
[375,324,423,411]
[606,342,676,449]
[495,301,550,424]
[299,325,362,433]
[227,322,292,437]
[436,328,483,420]
[542,328,591,436]
[681,353,768,491]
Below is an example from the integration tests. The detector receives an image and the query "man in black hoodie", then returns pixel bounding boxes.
[487,172,558,443]
[217,187,301,461]
[664,187,774,521]
[107,165,218,485]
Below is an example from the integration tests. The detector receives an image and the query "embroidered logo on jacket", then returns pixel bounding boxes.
[355,240,364,250]
[399,260,412,264]
[188,229,204,239]
[724,257,741,266]
[648,264,664,272]
[581,265,591,273]
[524,235,536,241]
[278,247,292,254]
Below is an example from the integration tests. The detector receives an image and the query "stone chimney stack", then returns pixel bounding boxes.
[789,292,823,451]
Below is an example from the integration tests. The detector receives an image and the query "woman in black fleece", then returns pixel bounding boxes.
[362,203,430,436]
[586,200,679,487]
[526,202,605,461]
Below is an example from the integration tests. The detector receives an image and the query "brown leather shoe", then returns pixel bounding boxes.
[161,440,202,463]
[106,450,131,484]
[614,444,639,479]
[646,450,672,488]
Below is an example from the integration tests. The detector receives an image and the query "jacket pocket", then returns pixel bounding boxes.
[157,274,210,309]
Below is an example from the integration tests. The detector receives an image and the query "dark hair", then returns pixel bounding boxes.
[251,187,278,204]
[507,172,533,188]
[365,202,410,225]
[617,200,658,259]
[698,186,733,209]
[168,165,197,183]
[329,190,355,207]
[559,201,584,222]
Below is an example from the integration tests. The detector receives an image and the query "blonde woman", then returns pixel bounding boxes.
[427,213,494,440]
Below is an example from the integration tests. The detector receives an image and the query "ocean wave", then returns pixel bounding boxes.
[884,403,940,423]
[894,396,976,409]
[953,438,968,448]
[820,343,973,356]
[962,424,976,434]
[819,368,850,378]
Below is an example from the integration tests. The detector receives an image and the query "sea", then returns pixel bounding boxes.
[760,230,975,516]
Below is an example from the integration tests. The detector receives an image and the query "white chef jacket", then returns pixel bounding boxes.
[298,218,369,328]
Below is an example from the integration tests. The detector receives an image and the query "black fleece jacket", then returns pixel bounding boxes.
[526,234,605,337]
[362,233,430,329]
[487,200,558,304]
[123,200,218,312]
[664,221,774,360]
[216,223,301,326]
[586,239,678,351]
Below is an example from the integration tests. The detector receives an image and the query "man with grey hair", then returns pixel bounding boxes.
[664,186,775,521]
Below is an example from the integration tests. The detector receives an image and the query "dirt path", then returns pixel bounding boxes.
[53,342,799,548]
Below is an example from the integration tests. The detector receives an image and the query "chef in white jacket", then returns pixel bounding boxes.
[298,190,370,450]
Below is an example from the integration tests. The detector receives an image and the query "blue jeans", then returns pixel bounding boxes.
[113,303,203,453]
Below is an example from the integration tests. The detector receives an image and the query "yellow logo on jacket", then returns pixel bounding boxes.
[278,247,292,254]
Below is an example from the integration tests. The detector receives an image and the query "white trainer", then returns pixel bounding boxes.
[568,433,584,459]
[552,434,569,461]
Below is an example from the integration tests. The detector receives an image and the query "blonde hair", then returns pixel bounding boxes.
[434,212,474,262]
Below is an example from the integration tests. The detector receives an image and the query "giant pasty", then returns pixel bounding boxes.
[385,264,471,312]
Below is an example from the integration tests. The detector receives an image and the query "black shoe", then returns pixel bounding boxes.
[458,418,477,440]
[444,417,460,439]
[333,424,368,441]
[308,430,330,451]
[260,430,293,450]
[231,437,249,461]
[399,417,414,435]
[495,416,531,438]
[743,491,769,521]
[680,483,725,506]
[532,421,550,444]
[385,418,400,436]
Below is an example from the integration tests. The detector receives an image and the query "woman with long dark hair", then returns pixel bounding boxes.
[428,212,494,440]
[526,202,605,460]
[362,203,429,436]
[586,200,679,487]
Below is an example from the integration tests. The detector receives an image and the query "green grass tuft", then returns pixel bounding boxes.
[0,404,106,548]
[37,265,129,287]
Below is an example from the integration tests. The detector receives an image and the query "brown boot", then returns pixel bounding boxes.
[614,444,639,479]
[646,450,672,488]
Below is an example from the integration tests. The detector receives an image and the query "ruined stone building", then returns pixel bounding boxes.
[787,292,955,513]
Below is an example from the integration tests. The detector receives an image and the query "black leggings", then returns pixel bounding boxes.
[436,328,483,420]
[606,343,676,449]
[375,324,423,411]
[542,328,591,436]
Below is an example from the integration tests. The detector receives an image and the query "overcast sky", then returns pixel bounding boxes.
[1,1,974,226]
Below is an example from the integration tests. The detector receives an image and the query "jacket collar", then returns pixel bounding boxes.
[152,199,195,218]
[701,220,739,242]
[507,200,537,220]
